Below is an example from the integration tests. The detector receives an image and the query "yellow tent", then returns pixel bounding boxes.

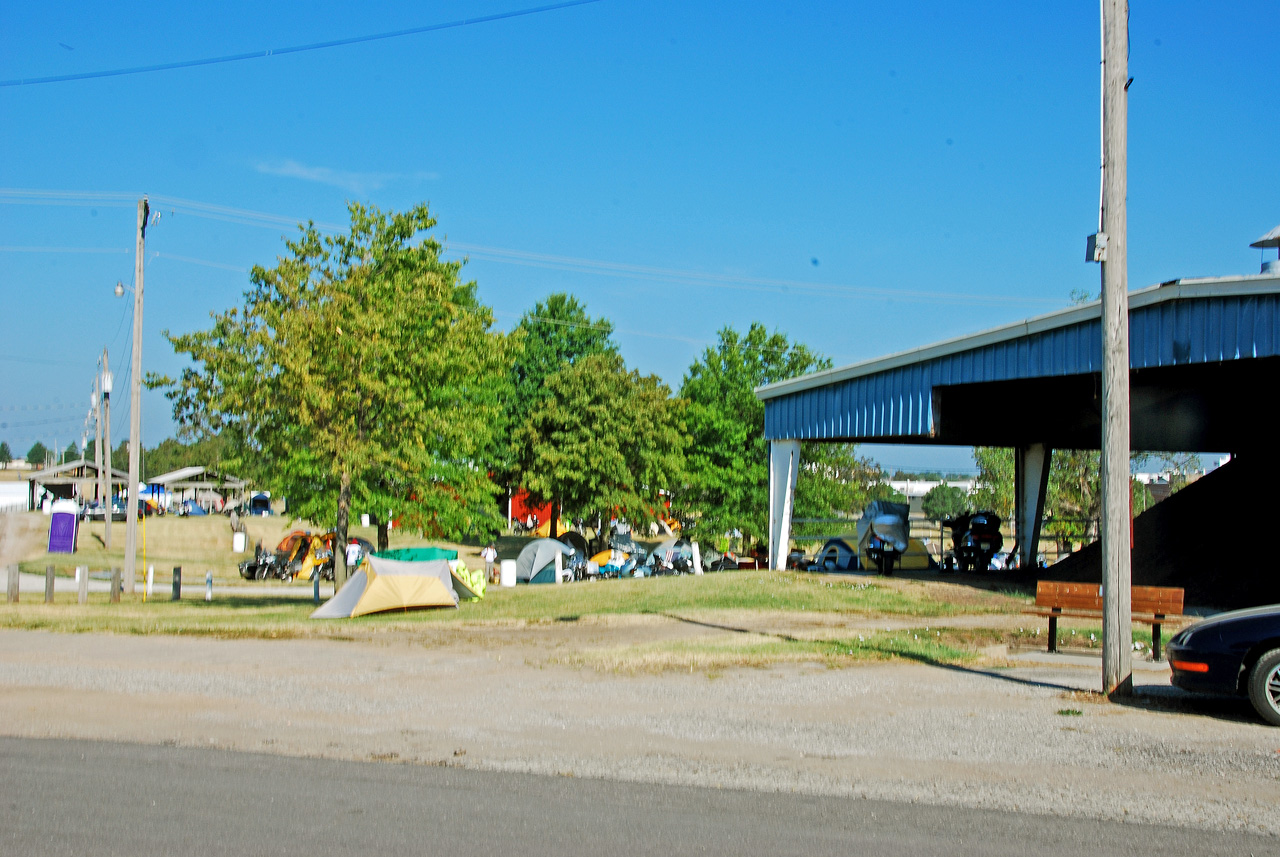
[856,530,938,571]
[311,555,458,618]
[534,518,571,538]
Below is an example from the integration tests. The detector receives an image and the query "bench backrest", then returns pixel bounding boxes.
[1034,580,1184,615]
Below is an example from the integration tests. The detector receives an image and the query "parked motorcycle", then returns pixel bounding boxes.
[864,533,900,576]
[943,511,1004,573]
[859,500,910,576]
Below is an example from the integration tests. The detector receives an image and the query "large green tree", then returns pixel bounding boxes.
[0,441,11,469]
[157,203,514,582]
[141,435,232,481]
[972,446,1151,553]
[921,483,969,522]
[500,293,616,483]
[26,441,49,469]
[678,323,883,547]
[515,351,685,530]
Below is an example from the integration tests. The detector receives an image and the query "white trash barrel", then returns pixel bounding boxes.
[232,531,246,553]
[499,559,517,588]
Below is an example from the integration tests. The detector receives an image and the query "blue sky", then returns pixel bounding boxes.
[1,1,1275,472]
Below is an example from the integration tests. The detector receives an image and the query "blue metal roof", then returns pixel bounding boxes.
[758,275,1280,442]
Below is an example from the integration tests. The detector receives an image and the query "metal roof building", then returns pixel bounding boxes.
[756,272,1280,569]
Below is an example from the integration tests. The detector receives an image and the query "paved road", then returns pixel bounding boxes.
[1,737,1271,857]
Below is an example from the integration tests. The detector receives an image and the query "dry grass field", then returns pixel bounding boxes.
[8,510,490,582]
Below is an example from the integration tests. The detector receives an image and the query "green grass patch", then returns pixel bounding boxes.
[560,626,979,674]
[0,570,1020,648]
[1007,622,1156,649]
[436,569,1005,623]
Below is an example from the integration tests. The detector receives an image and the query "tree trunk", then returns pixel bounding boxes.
[335,470,352,588]
[377,518,390,552]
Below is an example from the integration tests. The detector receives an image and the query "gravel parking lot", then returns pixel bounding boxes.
[0,619,1276,837]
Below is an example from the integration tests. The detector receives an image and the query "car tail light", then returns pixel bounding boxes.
[1171,660,1209,673]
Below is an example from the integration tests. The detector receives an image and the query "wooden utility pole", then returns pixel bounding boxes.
[94,368,103,506]
[123,197,147,594]
[1099,0,1133,698]
[102,350,112,550]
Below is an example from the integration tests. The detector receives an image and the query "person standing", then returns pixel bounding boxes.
[345,539,363,572]
[481,542,498,584]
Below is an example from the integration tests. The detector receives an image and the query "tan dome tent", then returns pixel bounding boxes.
[311,554,458,618]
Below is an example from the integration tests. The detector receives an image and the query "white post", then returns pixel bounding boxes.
[146,565,154,599]
[1014,444,1051,569]
[205,571,213,602]
[767,440,801,570]
[77,566,87,605]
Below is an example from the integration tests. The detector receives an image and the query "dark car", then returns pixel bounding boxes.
[1167,604,1280,726]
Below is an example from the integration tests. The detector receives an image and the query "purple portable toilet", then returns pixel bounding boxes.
[48,499,79,553]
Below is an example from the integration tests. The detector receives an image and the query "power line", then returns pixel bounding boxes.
[0,414,85,429]
[150,251,249,274]
[3,189,1061,310]
[0,354,81,367]
[0,246,130,254]
[0,0,604,87]
[0,402,81,413]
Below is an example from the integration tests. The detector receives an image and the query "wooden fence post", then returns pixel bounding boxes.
[45,565,55,603]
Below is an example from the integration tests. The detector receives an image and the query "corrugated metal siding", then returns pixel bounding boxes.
[764,293,1280,440]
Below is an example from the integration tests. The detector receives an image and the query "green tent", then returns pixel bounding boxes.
[374,547,458,562]
[373,547,485,600]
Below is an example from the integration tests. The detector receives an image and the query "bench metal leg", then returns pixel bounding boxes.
[1151,619,1163,662]
[1048,613,1058,653]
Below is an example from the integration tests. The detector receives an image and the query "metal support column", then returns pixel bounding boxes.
[767,440,801,571]
[1014,443,1051,570]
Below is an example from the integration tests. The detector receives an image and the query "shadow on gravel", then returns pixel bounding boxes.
[657,611,1268,725]
[656,613,800,642]
[920,654,1267,725]
[1114,685,1264,724]
[895,652,1085,692]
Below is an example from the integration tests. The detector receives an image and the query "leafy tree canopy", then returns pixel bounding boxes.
[26,441,49,468]
[142,435,233,481]
[155,202,515,565]
[678,323,883,544]
[515,351,685,526]
[0,441,11,467]
[921,483,968,522]
[972,446,1112,548]
[111,441,129,473]
[502,293,616,481]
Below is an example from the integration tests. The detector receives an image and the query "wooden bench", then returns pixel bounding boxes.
[1023,580,1186,661]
